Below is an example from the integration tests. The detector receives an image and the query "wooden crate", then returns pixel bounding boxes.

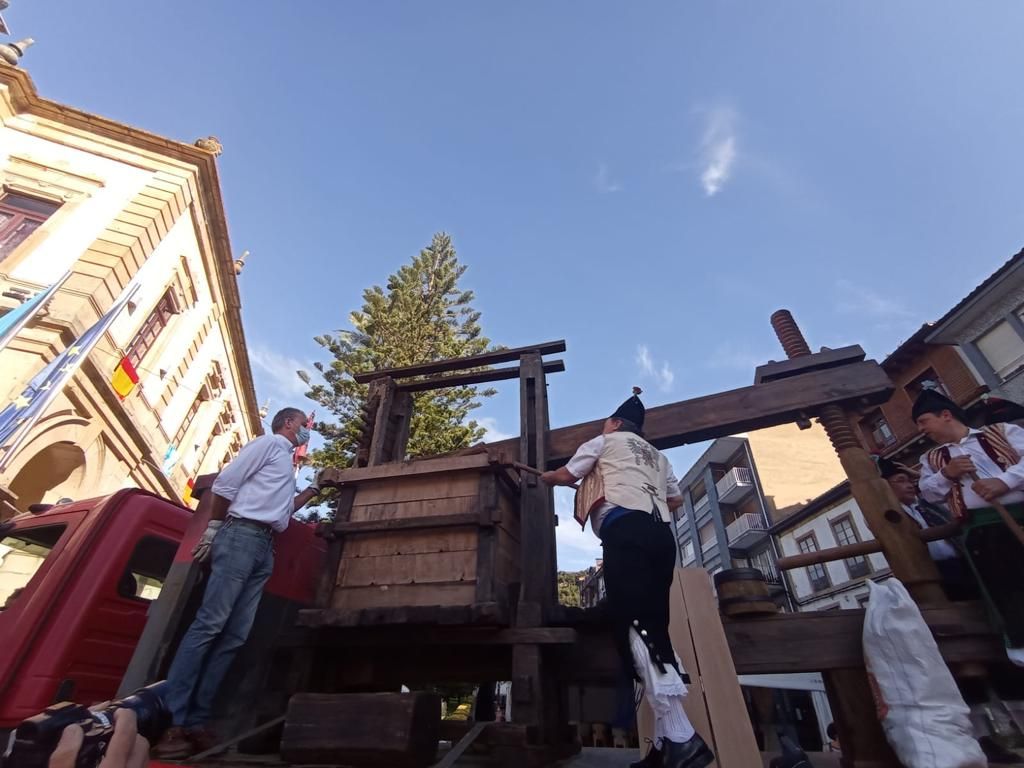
[326,454,521,625]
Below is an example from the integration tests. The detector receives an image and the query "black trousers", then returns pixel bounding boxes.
[601,510,680,679]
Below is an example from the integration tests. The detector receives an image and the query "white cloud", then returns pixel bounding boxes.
[699,107,738,197]
[707,342,769,371]
[249,342,309,406]
[594,162,621,194]
[635,344,675,392]
[554,489,602,571]
[478,416,514,442]
[834,279,914,321]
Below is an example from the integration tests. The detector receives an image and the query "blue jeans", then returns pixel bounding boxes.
[165,519,275,727]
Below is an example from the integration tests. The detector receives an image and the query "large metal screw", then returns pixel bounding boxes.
[770,309,859,452]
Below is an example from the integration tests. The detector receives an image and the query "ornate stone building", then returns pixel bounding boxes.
[0,65,260,517]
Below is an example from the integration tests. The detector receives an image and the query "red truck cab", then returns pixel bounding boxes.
[0,487,325,736]
[0,490,190,728]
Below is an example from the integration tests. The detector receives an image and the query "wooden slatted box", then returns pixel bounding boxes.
[325,453,521,625]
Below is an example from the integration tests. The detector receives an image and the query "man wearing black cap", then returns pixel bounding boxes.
[877,456,975,601]
[542,389,713,768]
[913,387,1024,665]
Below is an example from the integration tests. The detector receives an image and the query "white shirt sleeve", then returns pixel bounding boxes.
[918,448,954,504]
[565,435,605,479]
[995,423,1024,492]
[211,436,273,501]
[666,462,681,498]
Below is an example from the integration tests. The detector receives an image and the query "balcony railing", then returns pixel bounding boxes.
[725,512,768,549]
[693,495,710,516]
[715,466,754,505]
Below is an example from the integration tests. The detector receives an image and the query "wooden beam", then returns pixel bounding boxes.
[753,345,865,384]
[432,722,486,768]
[332,512,484,535]
[320,451,493,487]
[562,602,1002,678]
[486,359,894,466]
[396,360,565,393]
[777,522,960,570]
[722,603,1002,674]
[352,340,567,383]
[292,618,577,647]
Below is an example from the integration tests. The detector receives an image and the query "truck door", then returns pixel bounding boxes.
[66,533,178,705]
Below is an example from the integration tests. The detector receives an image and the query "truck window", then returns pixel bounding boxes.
[118,535,176,602]
[0,524,66,610]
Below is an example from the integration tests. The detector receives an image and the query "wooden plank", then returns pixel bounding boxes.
[334,514,482,535]
[338,551,477,587]
[352,475,482,505]
[517,352,556,626]
[300,603,505,628]
[753,345,865,384]
[823,669,900,767]
[723,602,1001,674]
[332,582,478,611]
[638,567,715,763]
[352,340,567,383]
[432,722,486,768]
[323,453,494,486]
[343,529,478,557]
[349,496,478,522]
[477,473,500,604]
[777,521,960,569]
[486,360,894,466]
[281,693,440,767]
[317,487,356,608]
[397,360,565,393]
[677,568,762,767]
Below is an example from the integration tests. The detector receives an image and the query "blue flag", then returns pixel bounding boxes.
[0,272,71,354]
[0,284,139,471]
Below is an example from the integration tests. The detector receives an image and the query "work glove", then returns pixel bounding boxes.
[191,520,223,564]
[308,469,332,494]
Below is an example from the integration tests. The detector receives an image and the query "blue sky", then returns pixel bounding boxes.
[13,2,1024,568]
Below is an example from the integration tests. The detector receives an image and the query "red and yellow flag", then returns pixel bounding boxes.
[183,478,195,505]
[111,356,139,399]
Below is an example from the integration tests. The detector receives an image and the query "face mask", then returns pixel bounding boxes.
[295,426,310,446]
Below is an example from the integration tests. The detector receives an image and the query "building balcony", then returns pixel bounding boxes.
[715,466,754,505]
[693,495,710,517]
[725,512,768,549]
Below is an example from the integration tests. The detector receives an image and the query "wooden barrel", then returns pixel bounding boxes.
[713,568,778,617]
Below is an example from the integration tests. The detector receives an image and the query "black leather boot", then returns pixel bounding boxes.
[630,739,663,768]
[661,733,714,768]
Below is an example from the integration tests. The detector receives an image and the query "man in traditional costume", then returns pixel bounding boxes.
[914,387,1024,666]
[542,389,714,768]
[876,456,977,601]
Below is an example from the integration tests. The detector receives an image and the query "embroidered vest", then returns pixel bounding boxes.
[924,423,1020,518]
[604,432,671,518]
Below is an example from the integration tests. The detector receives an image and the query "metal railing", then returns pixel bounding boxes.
[725,512,767,543]
[715,466,754,501]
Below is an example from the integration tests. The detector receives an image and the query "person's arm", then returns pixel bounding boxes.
[541,436,603,486]
[918,451,955,503]
[194,438,272,562]
[994,423,1024,492]
[666,462,683,512]
[211,437,273,506]
[293,486,320,511]
[541,466,579,486]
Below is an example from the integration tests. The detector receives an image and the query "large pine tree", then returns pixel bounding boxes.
[300,233,495,468]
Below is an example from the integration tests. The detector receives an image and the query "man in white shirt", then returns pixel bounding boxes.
[542,390,713,768]
[914,388,1024,666]
[155,407,323,759]
[877,457,976,601]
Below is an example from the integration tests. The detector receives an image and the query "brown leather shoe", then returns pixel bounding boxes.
[186,725,220,755]
[153,726,193,760]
